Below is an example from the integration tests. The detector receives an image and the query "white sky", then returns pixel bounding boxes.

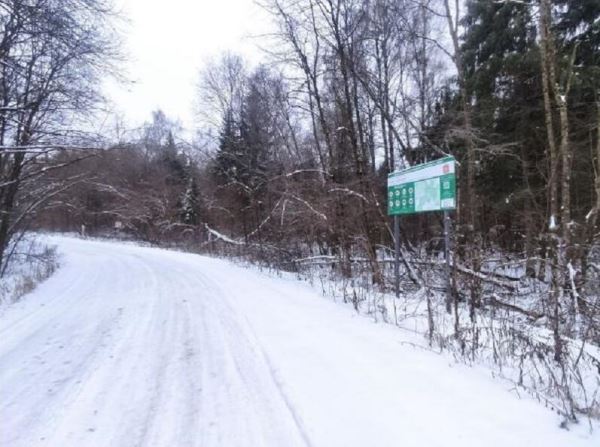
[105,0,271,132]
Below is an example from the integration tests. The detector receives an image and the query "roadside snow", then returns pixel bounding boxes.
[0,237,58,305]
[0,236,597,447]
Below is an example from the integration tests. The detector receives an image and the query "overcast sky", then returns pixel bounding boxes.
[105,0,270,132]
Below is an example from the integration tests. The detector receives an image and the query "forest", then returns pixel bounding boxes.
[1,0,599,425]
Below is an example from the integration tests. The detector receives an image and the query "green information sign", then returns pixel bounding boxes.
[387,156,456,215]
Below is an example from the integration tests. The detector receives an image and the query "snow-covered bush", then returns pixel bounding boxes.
[0,237,58,304]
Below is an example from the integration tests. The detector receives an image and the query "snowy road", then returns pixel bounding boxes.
[1,236,597,447]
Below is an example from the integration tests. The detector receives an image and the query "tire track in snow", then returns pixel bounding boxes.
[191,271,314,447]
[1,237,312,447]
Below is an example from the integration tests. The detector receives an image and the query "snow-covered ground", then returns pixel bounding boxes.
[1,236,597,447]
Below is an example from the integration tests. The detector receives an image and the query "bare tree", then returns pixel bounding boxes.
[0,0,120,271]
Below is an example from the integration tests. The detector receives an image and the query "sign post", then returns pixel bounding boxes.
[387,156,456,301]
[394,215,400,298]
[443,210,452,312]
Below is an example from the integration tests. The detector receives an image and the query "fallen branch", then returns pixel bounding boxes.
[487,294,544,320]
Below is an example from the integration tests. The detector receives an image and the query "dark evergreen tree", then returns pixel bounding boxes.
[460,0,545,246]
[238,72,272,190]
[180,176,201,225]
[213,108,244,184]
[160,131,187,186]
[425,0,600,251]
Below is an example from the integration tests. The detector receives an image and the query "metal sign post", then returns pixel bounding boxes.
[394,215,400,298]
[387,156,456,301]
[443,210,452,312]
